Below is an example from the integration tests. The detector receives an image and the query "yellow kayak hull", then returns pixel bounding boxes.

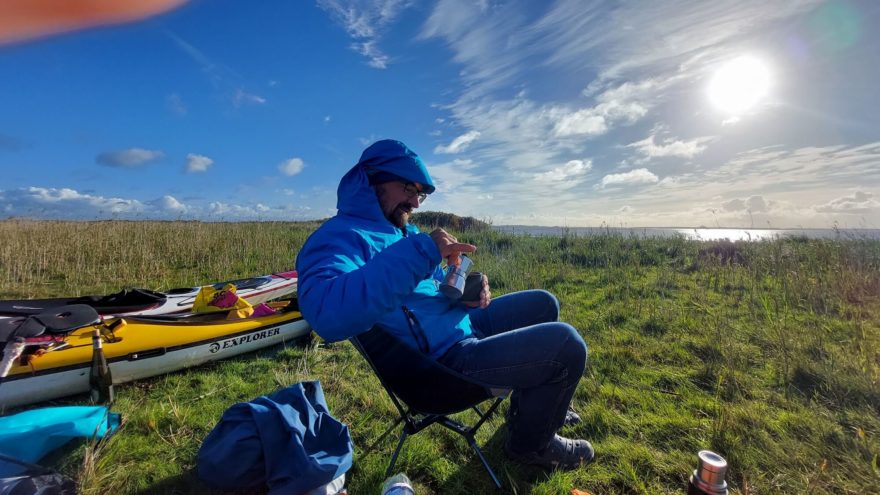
[0,309,310,408]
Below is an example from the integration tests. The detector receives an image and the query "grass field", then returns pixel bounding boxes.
[1,219,879,494]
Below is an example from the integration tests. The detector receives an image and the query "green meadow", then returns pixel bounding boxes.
[1,219,878,494]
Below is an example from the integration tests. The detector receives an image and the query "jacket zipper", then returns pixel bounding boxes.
[401,305,429,354]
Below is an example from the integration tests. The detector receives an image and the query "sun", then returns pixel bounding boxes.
[708,55,772,115]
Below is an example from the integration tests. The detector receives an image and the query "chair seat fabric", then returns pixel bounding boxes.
[355,326,493,415]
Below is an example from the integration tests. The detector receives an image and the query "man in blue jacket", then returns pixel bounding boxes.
[296,139,594,470]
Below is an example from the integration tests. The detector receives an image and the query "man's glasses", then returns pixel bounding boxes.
[403,182,428,203]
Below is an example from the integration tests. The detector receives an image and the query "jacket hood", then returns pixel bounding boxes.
[336,140,435,221]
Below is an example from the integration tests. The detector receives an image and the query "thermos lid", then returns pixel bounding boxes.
[698,450,727,474]
[691,450,729,495]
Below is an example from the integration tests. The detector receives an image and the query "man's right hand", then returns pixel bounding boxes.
[429,228,476,266]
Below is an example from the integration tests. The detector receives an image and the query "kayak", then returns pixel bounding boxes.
[0,301,310,408]
[0,271,298,318]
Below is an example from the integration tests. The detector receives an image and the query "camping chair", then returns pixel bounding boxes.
[351,326,508,489]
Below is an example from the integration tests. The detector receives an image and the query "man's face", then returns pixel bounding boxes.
[375,181,425,228]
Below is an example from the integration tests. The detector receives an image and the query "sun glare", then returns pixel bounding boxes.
[708,55,772,116]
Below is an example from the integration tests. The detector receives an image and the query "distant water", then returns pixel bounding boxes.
[493,226,880,242]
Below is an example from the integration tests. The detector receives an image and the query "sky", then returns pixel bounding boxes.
[1,0,878,228]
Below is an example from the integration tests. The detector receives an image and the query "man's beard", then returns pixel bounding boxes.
[374,184,412,229]
[387,204,412,229]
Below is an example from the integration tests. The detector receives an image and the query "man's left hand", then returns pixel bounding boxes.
[463,273,491,309]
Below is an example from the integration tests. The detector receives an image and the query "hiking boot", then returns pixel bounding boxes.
[506,406,581,427]
[505,434,595,471]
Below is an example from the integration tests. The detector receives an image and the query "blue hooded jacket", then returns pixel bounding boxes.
[295,140,474,358]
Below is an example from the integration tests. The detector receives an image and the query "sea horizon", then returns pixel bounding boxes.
[493,225,880,242]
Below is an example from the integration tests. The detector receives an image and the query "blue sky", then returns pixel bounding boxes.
[1,0,878,228]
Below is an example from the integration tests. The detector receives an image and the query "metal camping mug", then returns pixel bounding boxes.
[440,255,473,299]
[687,450,729,495]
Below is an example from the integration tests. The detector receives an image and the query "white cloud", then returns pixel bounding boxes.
[711,143,880,191]
[207,201,270,218]
[746,196,769,212]
[96,148,165,168]
[351,40,390,69]
[233,89,267,107]
[553,111,608,137]
[628,131,713,159]
[721,195,769,212]
[416,0,825,223]
[0,187,319,221]
[444,158,478,170]
[1,187,146,218]
[420,0,529,96]
[600,168,659,188]
[202,201,314,221]
[279,158,305,176]
[534,159,592,182]
[721,198,745,211]
[657,176,685,188]
[423,158,485,210]
[814,191,879,214]
[434,131,481,154]
[151,195,187,212]
[554,80,660,138]
[533,0,822,79]
[186,154,214,173]
[318,0,413,69]
[577,142,880,228]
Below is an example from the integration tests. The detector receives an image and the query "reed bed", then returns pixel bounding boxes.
[0,219,320,297]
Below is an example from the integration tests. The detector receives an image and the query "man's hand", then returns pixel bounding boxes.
[463,273,491,309]
[430,228,476,266]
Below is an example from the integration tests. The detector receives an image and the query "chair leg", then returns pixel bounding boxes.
[468,397,504,435]
[364,415,405,456]
[467,437,502,490]
[386,430,409,477]
[437,413,505,490]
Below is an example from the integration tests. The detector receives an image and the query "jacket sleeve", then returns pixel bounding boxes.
[296,230,441,342]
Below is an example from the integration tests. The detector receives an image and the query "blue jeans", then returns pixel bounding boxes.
[439,290,588,453]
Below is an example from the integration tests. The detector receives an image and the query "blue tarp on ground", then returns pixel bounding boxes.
[197,380,353,495]
[0,406,120,476]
